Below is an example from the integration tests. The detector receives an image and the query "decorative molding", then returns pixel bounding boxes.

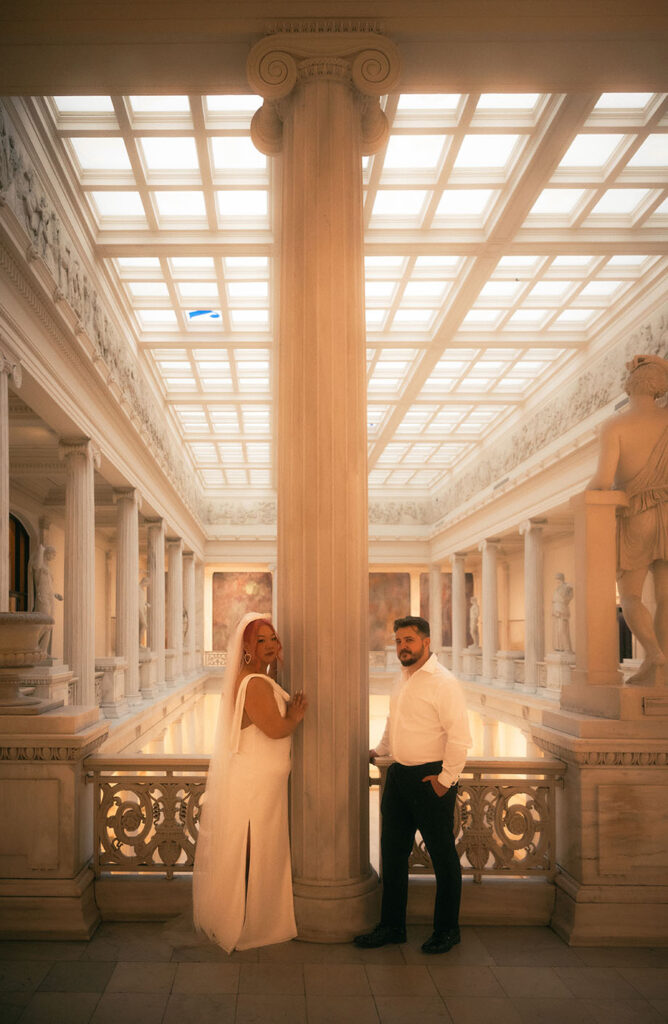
[535,737,668,767]
[0,736,106,762]
[0,101,205,522]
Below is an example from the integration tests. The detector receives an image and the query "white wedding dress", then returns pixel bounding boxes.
[193,614,297,952]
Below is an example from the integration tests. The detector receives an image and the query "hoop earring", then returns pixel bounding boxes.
[243,651,251,665]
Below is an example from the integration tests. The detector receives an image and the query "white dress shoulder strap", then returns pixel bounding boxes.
[229,673,290,753]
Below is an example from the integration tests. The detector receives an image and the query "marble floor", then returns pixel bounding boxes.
[1,921,667,1024]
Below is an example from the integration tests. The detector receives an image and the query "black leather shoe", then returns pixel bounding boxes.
[421,927,461,954]
[353,924,407,948]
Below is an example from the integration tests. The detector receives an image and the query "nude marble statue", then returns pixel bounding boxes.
[589,353,668,685]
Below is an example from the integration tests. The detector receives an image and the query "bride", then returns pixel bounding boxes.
[193,612,307,952]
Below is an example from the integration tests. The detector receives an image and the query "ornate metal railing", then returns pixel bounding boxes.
[373,756,563,883]
[85,754,563,883]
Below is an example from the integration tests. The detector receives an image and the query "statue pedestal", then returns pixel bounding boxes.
[95,656,128,719]
[461,647,480,680]
[496,649,523,687]
[139,648,158,699]
[535,706,668,945]
[545,651,575,693]
[0,705,108,938]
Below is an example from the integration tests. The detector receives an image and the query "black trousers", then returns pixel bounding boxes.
[380,760,460,932]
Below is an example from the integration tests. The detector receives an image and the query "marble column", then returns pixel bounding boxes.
[520,519,546,691]
[451,553,467,677]
[166,538,183,684]
[0,346,21,612]
[195,559,204,671]
[269,563,278,631]
[429,565,443,654]
[409,570,422,616]
[59,439,99,705]
[248,29,401,940]
[146,519,166,689]
[114,488,141,706]
[480,539,500,683]
[182,552,195,677]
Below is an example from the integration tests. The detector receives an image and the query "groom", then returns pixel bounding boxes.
[355,615,471,954]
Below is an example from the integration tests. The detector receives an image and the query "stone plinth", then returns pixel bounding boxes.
[546,651,575,692]
[17,662,74,706]
[0,705,108,938]
[496,649,523,686]
[139,649,158,699]
[534,708,668,946]
[164,649,177,687]
[95,656,128,719]
[461,647,480,680]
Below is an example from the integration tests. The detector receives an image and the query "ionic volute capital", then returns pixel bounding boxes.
[0,340,22,389]
[58,438,101,470]
[247,30,401,156]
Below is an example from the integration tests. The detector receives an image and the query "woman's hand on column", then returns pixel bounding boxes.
[287,690,308,725]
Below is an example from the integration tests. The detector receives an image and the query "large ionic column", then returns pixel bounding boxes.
[0,345,21,612]
[114,488,141,706]
[166,538,183,684]
[248,29,401,941]
[182,552,195,676]
[146,519,166,689]
[59,439,99,705]
[520,519,546,691]
[480,539,500,683]
[451,553,467,677]
[429,564,443,654]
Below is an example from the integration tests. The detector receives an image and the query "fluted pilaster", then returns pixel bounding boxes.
[166,538,183,684]
[146,519,166,689]
[520,519,546,691]
[480,539,500,682]
[451,553,467,677]
[114,488,141,706]
[429,565,442,653]
[59,438,99,705]
[247,28,401,940]
[0,345,21,612]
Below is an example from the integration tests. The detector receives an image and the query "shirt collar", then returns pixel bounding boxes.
[401,652,438,679]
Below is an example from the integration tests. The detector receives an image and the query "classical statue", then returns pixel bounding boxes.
[468,595,480,648]
[27,543,62,654]
[138,575,150,646]
[551,573,574,653]
[589,353,668,685]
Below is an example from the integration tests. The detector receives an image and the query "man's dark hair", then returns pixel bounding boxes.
[393,615,430,638]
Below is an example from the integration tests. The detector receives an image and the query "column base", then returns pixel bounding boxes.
[552,871,668,947]
[0,866,100,939]
[293,871,379,942]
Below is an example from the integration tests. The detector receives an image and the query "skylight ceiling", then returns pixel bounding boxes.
[42,91,668,497]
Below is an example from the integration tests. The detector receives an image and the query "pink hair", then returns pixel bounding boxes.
[242,618,283,663]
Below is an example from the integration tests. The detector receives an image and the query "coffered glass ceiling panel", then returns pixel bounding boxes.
[42,91,668,497]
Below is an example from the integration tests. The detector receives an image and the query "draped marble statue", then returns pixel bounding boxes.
[27,544,62,654]
[589,353,668,685]
[551,574,574,653]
